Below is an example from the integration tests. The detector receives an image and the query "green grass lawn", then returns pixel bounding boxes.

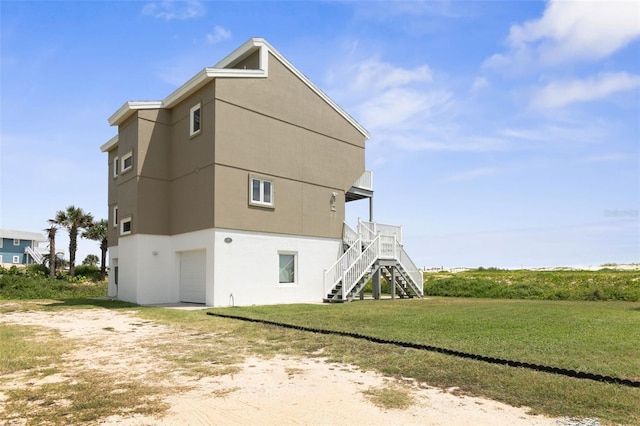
[220,298,640,380]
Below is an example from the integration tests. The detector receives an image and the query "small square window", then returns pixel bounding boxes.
[121,152,133,173]
[12,255,20,264]
[13,239,20,246]
[113,206,119,228]
[190,103,201,136]
[250,177,274,207]
[121,217,132,235]
[113,156,119,178]
[279,253,296,285]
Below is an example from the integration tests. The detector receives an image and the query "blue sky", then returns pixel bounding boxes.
[1,0,638,269]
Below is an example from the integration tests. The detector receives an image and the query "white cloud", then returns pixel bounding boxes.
[581,152,630,163]
[531,72,640,109]
[447,167,499,182]
[348,58,432,93]
[142,0,205,21]
[206,26,231,44]
[357,88,452,130]
[485,0,640,68]
[470,76,489,93]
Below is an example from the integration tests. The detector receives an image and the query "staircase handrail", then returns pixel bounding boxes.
[324,237,362,295]
[343,222,358,246]
[357,219,377,242]
[396,242,424,297]
[24,245,43,265]
[358,220,403,244]
[341,236,380,299]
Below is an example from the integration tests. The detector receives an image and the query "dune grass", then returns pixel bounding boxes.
[423,269,640,301]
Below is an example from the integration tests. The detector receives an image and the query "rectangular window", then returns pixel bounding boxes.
[121,152,133,173]
[278,252,296,285]
[113,156,119,178]
[12,255,20,264]
[250,177,274,207]
[0,255,3,263]
[121,217,132,235]
[13,239,20,246]
[113,206,119,227]
[190,103,201,136]
[0,239,3,249]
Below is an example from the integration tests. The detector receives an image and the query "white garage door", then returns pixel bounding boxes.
[180,250,206,304]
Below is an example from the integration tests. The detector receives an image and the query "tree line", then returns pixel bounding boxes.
[45,205,108,280]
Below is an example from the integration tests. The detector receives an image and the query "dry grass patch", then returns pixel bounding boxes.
[362,382,415,410]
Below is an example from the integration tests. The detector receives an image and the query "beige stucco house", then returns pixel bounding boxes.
[101,38,422,307]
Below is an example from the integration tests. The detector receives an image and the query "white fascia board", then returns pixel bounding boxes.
[214,37,265,69]
[108,101,163,126]
[258,39,370,139]
[100,135,119,153]
[163,68,266,108]
[0,229,47,242]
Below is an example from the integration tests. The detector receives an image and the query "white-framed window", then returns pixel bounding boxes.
[278,252,297,285]
[12,255,20,264]
[250,176,274,207]
[113,206,119,228]
[0,255,3,263]
[120,216,132,235]
[113,156,119,178]
[0,239,3,249]
[190,103,201,136]
[13,239,20,246]
[121,152,133,173]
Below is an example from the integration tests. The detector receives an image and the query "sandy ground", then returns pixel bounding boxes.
[0,306,570,425]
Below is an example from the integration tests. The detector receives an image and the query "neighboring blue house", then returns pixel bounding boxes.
[0,229,47,267]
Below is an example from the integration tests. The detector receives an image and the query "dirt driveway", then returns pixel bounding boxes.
[0,304,566,425]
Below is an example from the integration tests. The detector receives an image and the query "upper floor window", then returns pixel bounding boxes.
[190,103,201,136]
[113,156,119,178]
[13,239,20,246]
[121,152,133,173]
[113,206,119,228]
[250,176,273,207]
[121,216,132,235]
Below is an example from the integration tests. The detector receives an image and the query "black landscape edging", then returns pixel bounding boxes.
[206,311,640,389]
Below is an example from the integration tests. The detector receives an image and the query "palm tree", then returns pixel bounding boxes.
[54,206,93,276]
[83,219,108,280]
[44,220,58,278]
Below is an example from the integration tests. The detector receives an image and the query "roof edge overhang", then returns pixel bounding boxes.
[106,37,369,139]
[100,135,118,152]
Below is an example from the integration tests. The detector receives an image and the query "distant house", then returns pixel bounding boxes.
[0,229,47,267]
[101,38,422,307]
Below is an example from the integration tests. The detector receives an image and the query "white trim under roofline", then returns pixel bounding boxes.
[100,135,118,152]
[216,38,368,139]
[108,101,163,126]
[106,37,369,139]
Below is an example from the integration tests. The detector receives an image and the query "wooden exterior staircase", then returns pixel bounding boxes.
[323,220,423,303]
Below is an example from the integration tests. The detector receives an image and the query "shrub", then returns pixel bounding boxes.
[73,265,102,282]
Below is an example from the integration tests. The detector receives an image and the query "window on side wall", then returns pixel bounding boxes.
[113,156,119,178]
[113,206,118,228]
[190,103,201,136]
[13,239,20,246]
[249,176,274,207]
[121,152,133,173]
[121,217,132,236]
[278,252,296,285]
[12,256,20,264]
